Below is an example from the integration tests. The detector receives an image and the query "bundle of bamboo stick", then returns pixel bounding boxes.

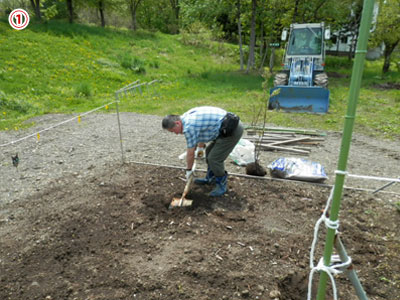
[245,128,325,155]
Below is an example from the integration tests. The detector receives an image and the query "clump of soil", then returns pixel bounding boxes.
[245,161,267,176]
[278,271,314,300]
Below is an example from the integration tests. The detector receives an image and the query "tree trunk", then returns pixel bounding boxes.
[98,0,105,27]
[30,0,41,20]
[129,0,142,31]
[292,0,299,23]
[382,40,400,73]
[269,47,275,73]
[349,31,358,61]
[313,0,327,19]
[130,4,137,31]
[348,35,353,61]
[259,20,264,58]
[169,0,180,21]
[66,0,73,24]
[169,0,180,33]
[336,32,340,55]
[259,40,268,72]
[246,0,257,73]
[237,0,244,71]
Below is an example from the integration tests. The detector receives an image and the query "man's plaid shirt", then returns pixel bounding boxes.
[181,106,226,148]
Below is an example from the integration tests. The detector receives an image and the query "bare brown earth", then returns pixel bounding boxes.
[372,82,400,90]
[0,113,400,300]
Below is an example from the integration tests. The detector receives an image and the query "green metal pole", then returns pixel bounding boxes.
[316,1,375,299]
[334,235,368,300]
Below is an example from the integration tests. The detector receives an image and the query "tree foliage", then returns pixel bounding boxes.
[1,0,397,73]
[372,0,400,73]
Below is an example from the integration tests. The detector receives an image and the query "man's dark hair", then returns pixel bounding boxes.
[162,115,181,129]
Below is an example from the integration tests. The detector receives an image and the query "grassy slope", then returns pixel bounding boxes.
[0,20,399,138]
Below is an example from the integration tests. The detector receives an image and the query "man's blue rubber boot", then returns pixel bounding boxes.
[194,167,215,185]
[209,172,228,197]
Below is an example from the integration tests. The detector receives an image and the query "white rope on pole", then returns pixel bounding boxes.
[115,80,160,95]
[307,187,352,300]
[116,80,140,93]
[147,79,159,85]
[0,101,116,148]
[309,188,336,269]
[308,255,352,300]
[335,170,400,183]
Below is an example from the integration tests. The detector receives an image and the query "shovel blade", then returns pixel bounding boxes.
[169,197,193,209]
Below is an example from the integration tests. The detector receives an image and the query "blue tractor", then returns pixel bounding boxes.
[269,23,331,113]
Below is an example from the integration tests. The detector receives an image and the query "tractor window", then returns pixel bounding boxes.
[287,28,322,55]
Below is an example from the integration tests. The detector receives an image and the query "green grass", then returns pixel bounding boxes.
[1,19,399,139]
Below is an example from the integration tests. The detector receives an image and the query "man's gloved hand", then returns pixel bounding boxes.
[195,147,205,158]
[185,169,193,180]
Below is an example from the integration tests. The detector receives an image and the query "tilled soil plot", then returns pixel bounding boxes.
[0,163,399,300]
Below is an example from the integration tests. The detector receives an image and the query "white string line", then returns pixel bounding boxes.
[334,170,400,183]
[125,161,400,195]
[0,101,116,148]
[116,80,140,93]
[116,80,159,94]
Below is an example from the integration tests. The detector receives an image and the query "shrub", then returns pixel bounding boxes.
[0,91,34,113]
[149,60,160,69]
[74,82,92,97]
[119,54,146,74]
[179,21,212,48]
[326,56,353,69]
[200,71,210,79]
[96,58,120,68]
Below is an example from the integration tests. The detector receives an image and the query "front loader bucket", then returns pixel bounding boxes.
[269,86,329,113]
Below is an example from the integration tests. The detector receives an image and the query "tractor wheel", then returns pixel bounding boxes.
[314,72,328,88]
[273,72,288,86]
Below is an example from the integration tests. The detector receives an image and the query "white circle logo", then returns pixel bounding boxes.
[9,9,30,30]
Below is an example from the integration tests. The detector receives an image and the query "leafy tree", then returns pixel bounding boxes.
[30,0,42,20]
[0,0,30,16]
[65,0,73,23]
[372,0,400,73]
[127,0,142,30]
[42,2,58,22]
[137,0,176,33]
[84,0,116,27]
[246,0,257,72]
[169,0,179,29]
[98,0,105,26]
[237,0,245,70]
[180,0,230,31]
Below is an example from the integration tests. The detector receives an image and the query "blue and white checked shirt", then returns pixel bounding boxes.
[181,106,226,148]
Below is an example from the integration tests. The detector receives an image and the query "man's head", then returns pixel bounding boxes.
[162,115,183,134]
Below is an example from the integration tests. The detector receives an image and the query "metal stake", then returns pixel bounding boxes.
[114,93,125,164]
[372,177,399,194]
[334,235,368,300]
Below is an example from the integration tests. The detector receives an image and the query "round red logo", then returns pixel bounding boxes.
[9,9,30,30]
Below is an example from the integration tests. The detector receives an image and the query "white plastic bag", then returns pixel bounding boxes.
[268,157,328,182]
[229,139,255,166]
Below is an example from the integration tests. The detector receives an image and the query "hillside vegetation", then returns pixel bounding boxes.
[1,20,399,138]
